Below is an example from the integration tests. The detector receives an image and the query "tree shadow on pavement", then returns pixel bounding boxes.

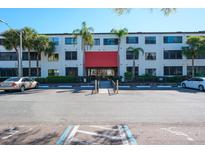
[0,126,58,145]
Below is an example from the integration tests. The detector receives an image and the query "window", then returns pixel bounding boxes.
[126,49,139,60]
[187,66,205,76]
[126,37,138,44]
[50,37,59,45]
[22,52,41,61]
[23,68,41,77]
[65,37,77,45]
[145,36,156,44]
[0,68,17,77]
[164,66,183,76]
[48,53,59,61]
[0,52,17,61]
[164,36,182,43]
[65,51,77,60]
[126,67,139,76]
[48,69,59,76]
[103,38,118,45]
[145,68,156,76]
[94,38,100,45]
[0,38,4,45]
[145,52,156,60]
[164,50,182,59]
[65,67,78,76]
[187,55,205,59]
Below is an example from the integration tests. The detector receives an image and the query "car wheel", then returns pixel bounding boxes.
[182,83,186,88]
[35,83,39,89]
[199,85,204,91]
[20,86,25,92]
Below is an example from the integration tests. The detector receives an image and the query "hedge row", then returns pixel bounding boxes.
[125,75,189,83]
[34,76,122,84]
[0,75,189,84]
[35,76,81,84]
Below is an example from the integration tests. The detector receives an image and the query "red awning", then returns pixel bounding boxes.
[85,51,118,68]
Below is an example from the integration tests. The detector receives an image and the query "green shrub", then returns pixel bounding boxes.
[124,72,132,81]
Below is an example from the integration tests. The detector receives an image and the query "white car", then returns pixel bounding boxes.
[0,77,39,92]
[181,77,205,91]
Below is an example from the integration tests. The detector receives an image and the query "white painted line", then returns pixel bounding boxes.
[157,85,172,88]
[136,86,151,88]
[161,127,194,141]
[58,85,72,88]
[178,86,182,88]
[64,125,80,145]
[89,125,118,131]
[81,85,94,88]
[39,85,49,88]
[119,86,130,88]
[77,130,122,140]
[118,125,129,145]
[1,129,19,140]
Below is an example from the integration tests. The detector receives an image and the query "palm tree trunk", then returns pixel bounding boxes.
[132,53,135,81]
[28,49,31,77]
[82,39,86,76]
[15,49,19,77]
[36,53,39,78]
[117,38,120,77]
[192,56,195,77]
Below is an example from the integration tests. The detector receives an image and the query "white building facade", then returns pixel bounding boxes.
[0,32,205,78]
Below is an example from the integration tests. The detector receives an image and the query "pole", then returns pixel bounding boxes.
[19,31,23,77]
[116,80,119,94]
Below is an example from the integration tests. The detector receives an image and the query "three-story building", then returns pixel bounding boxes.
[0,31,205,78]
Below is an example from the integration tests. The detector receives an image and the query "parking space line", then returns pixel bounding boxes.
[136,86,151,88]
[81,85,94,88]
[58,85,72,88]
[157,86,172,88]
[89,125,118,131]
[77,130,122,140]
[39,85,49,88]
[56,125,74,145]
[119,86,131,88]
[64,125,80,145]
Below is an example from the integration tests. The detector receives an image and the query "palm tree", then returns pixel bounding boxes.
[22,27,38,77]
[111,28,128,76]
[127,47,144,80]
[182,36,205,77]
[113,8,176,16]
[1,29,20,76]
[73,22,94,76]
[33,35,55,77]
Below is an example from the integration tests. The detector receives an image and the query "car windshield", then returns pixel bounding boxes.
[4,77,21,82]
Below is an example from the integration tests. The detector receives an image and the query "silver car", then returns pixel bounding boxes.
[0,77,39,92]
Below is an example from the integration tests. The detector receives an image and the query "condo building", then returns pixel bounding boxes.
[0,31,205,78]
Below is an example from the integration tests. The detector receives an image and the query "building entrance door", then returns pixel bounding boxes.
[87,68,117,77]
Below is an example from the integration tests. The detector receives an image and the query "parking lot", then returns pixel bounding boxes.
[0,87,205,144]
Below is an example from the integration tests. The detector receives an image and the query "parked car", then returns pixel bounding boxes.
[0,77,39,92]
[181,77,205,91]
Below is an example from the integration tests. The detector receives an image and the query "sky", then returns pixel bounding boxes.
[0,8,205,33]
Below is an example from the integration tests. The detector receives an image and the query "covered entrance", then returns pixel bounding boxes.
[85,51,118,77]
